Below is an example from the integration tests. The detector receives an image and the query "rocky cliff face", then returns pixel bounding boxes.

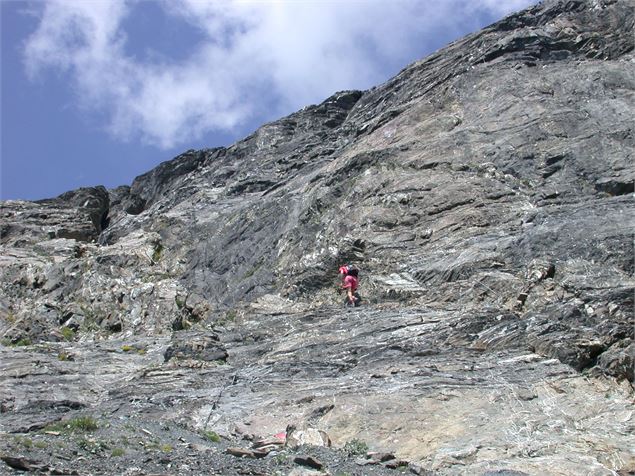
[1,1,634,475]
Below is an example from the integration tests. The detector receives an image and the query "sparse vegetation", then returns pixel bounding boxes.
[57,351,72,361]
[77,437,109,454]
[202,430,221,443]
[45,416,98,434]
[5,310,16,324]
[2,337,32,347]
[79,306,99,332]
[216,309,238,327]
[121,344,146,354]
[69,416,99,432]
[343,438,369,456]
[14,436,33,448]
[111,447,125,457]
[151,242,164,264]
[175,295,186,309]
[60,326,75,341]
[143,439,173,453]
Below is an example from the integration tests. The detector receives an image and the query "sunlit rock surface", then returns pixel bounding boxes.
[1,0,633,474]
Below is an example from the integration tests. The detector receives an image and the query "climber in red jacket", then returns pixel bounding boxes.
[339,265,361,307]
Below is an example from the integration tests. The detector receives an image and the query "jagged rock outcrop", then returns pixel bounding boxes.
[1,1,634,474]
[1,186,109,246]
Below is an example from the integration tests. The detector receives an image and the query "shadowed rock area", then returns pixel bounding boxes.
[1,0,634,474]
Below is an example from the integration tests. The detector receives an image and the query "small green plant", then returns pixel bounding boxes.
[60,326,76,341]
[69,416,99,432]
[343,439,369,456]
[202,430,221,443]
[121,344,145,354]
[77,437,108,453]
[144,439,172,453]
[14,436,33,448]
[152,243,164,264]
[57,351,72,361]
[217,309,237,327]
[77,438,90,451]
[34,440,48,449]
[79,306,99,332]
[46,416,98,433]
[13,338,32,347]
[111,447,125,457]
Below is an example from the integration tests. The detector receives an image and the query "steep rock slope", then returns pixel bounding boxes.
[1,0,634,474]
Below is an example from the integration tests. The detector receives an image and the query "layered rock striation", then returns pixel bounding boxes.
[1,0,634,474]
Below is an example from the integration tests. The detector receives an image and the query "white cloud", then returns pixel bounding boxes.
[469,0,538,17]
[23,0,537,150]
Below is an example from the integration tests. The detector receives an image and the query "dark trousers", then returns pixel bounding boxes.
[345,292,361,307]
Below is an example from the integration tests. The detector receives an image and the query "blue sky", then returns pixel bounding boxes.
[1,0,537,201]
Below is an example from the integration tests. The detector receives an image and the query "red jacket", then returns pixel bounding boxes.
[343,275,358,292]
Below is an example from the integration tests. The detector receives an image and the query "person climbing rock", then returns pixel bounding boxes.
[339,264,361,307]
